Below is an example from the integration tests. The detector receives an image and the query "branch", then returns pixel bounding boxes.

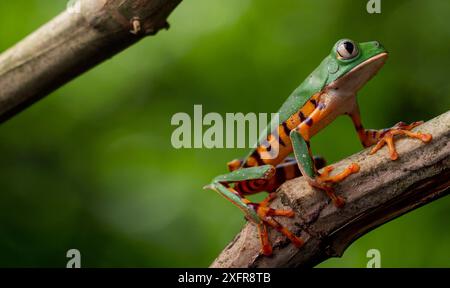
[211,111,450,268]
[0,0,181,123]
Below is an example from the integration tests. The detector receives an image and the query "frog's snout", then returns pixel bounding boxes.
[372,41,386,52]
[370,41,382,49]
[357,40,387,56]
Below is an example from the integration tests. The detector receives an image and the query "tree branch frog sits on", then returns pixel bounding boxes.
[204,39,432,256]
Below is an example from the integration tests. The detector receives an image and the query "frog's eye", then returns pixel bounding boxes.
[336,40,359,60]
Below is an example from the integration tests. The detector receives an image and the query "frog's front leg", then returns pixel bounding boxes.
[290,105,360,207]
[204,165,303,256]
[349,105,432,160]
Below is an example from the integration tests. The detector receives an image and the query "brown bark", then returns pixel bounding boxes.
[211,111,450,268]
[0,0,182,123]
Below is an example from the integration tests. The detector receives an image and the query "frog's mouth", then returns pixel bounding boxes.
[329,52,388,93]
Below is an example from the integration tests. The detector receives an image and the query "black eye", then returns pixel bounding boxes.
[337,40,359,60]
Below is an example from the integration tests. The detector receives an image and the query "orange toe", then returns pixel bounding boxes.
[318,163,360,183]
[370,121,432,161]
[252,194,303,256]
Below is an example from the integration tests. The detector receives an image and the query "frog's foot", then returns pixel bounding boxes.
[370,121,432,160]
[206,182,303,256]
[251,193,304,256]
[309,163,360,208]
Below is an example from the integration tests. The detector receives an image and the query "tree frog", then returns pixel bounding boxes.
[204,39,432,256]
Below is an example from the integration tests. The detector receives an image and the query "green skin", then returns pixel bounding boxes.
[205,39,388,224]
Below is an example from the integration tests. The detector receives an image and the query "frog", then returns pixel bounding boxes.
[204,39,432,256]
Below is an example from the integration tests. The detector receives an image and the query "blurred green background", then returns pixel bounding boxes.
[0,0,449,267]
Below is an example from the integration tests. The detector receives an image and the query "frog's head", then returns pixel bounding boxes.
[325,39,388,92]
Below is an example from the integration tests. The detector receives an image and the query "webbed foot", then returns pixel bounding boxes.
[370,121,432,160]
[308,163,360,208]
[205,182,303,256]
[251,193,304,256]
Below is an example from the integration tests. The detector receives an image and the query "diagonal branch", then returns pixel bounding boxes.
[0,0,182,123]
[211,111,450,268]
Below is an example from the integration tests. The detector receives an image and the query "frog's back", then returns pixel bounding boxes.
[242,57,330,167]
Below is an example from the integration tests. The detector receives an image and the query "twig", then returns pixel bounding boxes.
[211,111,450,268]
[0,0,182,123]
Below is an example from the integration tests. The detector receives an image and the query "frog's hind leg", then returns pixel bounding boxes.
[257,223,272,256]
[204,165,275,224]
[252,191,304,255]
[256,193,304,245]
[234,156,327,195]
[256,209,304,256]
[205,165,304,255]
[205,182,303,256]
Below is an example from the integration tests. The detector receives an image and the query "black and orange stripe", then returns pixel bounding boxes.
[235,156,325,195]
[235,160,300,194]
[242,93,322,168]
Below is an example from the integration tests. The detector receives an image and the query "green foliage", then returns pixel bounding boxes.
[0,0,448,267]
